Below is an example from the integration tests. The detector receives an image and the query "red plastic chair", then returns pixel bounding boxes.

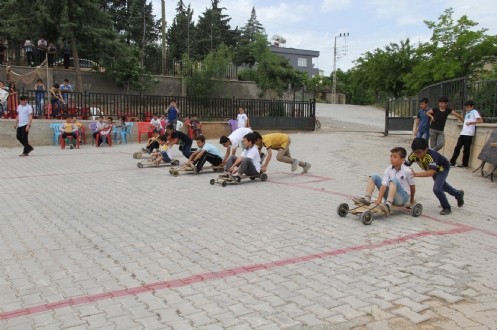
[59,132,80,149]
[137,122,153,143]
[96,126,112,147]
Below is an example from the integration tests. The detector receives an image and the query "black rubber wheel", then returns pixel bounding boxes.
[137,162,143,168]
[173,171,179,177]
[260,173,268,181]
[221,181,227,187]
[234,176,241,183]
[361,211,374,225]
[336,203,349,217]
[172,159,180,166]
[250,177,255,180]
[210,179,215,185]
[411,203,423,217]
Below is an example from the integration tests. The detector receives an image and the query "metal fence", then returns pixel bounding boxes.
[14,88,314,124]
[385,77,497,134]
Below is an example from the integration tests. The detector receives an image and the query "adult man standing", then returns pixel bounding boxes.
[14,95,34,157]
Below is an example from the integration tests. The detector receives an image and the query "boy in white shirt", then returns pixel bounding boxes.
[219,127,252,165]
[237,106,249,128]
[449,100,483,168]
[150,114,162,134]
[353,147,416,215]
[224,132,261,179]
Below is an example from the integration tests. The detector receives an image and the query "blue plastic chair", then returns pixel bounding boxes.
[49,123,62,146]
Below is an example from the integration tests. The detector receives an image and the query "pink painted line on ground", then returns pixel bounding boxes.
[0,225,473,321]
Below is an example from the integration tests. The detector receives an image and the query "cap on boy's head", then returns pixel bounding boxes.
[464,100,476,107]
[411,137,428,151]
[219,136,229,144]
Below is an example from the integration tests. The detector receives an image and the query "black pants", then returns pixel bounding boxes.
[17,125,32,154]
[450,135,473,166]
[194,152,222,172]
[62,132,77,141]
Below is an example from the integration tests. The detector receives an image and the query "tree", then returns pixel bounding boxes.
[167,0,195,61]
[183,44,233,97]
[239,34,301,98]
[233,6,265,67]
[193,0,239,60]
[404,8,497,93]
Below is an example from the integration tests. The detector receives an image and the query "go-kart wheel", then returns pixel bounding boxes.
[173,171,179,177]
[169,169,174,174]
[234,176,241,183]
[210,179,216,185]
[135,153,143,159]
[260,173,268,181]
[336,203,349,217]
[221,181,227,187]
[411,203,423,217]
[172,159,180,166]
[250,177,255,180]
[137,162,143,168]
[361,211,374,225]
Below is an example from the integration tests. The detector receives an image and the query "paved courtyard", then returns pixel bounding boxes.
[1,104,496,329]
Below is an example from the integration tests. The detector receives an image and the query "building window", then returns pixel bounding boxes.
[298,57,307,67]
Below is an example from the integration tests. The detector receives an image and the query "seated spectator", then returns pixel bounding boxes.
[97,117,113,146]
[92,116,105,142]
[59,117,78,149]
[113,116,127,144]
[190,114,202,138]
[72,116,84,143]
[150,114,162,134]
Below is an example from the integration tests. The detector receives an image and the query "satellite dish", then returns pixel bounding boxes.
[272,34,286,47]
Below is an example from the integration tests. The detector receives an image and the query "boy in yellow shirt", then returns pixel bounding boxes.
[253,132,311,174]
[59,117,78,149]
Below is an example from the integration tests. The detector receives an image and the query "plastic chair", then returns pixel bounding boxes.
[59,132,80,149]
[137,122,153,143]
[49,123,62,146]
[96,125,112,147]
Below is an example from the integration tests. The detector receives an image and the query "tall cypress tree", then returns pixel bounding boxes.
[234,7,265,66]
[167,0,195,61]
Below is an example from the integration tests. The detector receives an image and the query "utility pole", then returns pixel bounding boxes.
[332,33,349,104]
[161,0,167,74]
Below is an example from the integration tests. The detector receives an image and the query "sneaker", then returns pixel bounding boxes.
[456,190,464,207]
[352,196,370,205]
[27,147,34,155]
[19,153,28,157]
[449,163,456,168]
[70,144,74,149]
[456,164,467,168]
[440,208,452,215]
[378,203,391,215]
[302,162,311,174]
[291,159,298,172]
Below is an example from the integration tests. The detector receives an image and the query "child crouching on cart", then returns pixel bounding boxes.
[150,135,173,165]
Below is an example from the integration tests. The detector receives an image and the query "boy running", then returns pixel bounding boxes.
[405,137,464,215]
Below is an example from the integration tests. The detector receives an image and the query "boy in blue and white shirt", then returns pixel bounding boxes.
[223,132,260,179]
[449,100,483,168]
[353,147,416,215]
[187,135,224,173]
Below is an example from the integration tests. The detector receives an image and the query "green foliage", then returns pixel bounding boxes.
[193,0,239,60]
[183,44,233,97]
[167,0,195,61]
[239,34,301,98]
[233,7,266,67]
[403,8,497,93]
[105,46,159,91]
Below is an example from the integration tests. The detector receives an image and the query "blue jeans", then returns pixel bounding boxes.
[160,151,171,162]
[432,169,460,210]
[371,174,409,205]
[416,129,429,143]
[178,144,192,158]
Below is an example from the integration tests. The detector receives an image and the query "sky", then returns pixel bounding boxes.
[151,0,497,75]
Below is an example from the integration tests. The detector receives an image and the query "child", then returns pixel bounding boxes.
[190,114,201,138]
[353,147,416,214]
[224,132,261,179]
[426,96,461,151]
[165,99,179,129]
[187,135,223,172]
[253,132,311,174]
[93,116,105,141]
[219,127,252,165]
[228,117,238,132]
[150,135,173,166]
[142,131,161,154]
[449,100,483,168]
[413,98,431,142]
[165,124,193,158]
[113,116,127,144]
[72,116,84,143]
[150,114,162,134]
[97,117,113,146]
[237,106,250,129]
[405,137,464,215]
[59,116,78,149]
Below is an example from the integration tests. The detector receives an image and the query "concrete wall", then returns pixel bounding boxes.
[1,65,261,98]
